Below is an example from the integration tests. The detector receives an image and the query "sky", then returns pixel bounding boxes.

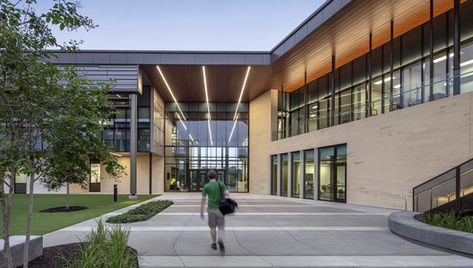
[36,0,325,51]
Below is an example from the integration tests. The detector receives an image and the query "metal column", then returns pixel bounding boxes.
[129,93,138,199]
[300,150,305,199]
[314,148,319,201]
[453,0,461,95]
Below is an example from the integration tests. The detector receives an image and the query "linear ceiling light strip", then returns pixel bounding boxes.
[202,66,214,146]
[156,66,187,121]
[228,66,251,143]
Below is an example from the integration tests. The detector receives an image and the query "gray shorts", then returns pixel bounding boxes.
[207,208,225,228]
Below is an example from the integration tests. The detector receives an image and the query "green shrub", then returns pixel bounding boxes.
[66,221,137,268]
[106,200,174,224]
[425,210,473,233]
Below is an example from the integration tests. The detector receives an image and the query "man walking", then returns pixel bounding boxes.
[200,170,229,250]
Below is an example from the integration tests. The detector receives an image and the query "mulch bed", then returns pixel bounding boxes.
[18,243,140,268]
[39,206,88,212]
[17,243,81,268]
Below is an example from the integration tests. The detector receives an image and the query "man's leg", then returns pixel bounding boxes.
[210,227,217,243]
[217,212,225,250]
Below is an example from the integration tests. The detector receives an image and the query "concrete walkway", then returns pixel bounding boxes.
[44,193,473,267]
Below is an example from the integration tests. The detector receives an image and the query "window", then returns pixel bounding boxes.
[402,61,423,107]
[304,150,315,199]
[352,83,366,120]
[318,144,347,202]
[291,152,301,198]
[461,41,473,93]
[281,154,288,197]
[271,155,278,195]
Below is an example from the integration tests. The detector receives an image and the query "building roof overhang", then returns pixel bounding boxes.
[49,0,458,102]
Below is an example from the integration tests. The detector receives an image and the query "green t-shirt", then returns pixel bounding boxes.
[202,181,225,209]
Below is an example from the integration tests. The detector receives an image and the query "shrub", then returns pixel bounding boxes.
[425,210,473,233]
[107,200,174,224]
[66,221,137,268]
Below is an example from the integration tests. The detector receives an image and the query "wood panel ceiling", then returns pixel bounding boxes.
[142,0,458,102]
[141,64,272,102]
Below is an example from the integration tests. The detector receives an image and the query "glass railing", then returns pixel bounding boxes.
[413,157,473,212]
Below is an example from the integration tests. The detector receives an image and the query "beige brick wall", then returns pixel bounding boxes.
[249,90,278,194]
[69,153,165,195]
[250,91,473,209]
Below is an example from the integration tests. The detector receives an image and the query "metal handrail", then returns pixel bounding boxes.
[413,157,473,212]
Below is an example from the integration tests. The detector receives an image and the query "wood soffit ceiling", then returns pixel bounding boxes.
[143,0,458,103]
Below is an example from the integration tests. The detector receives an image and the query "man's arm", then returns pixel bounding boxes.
[200,189,206,220]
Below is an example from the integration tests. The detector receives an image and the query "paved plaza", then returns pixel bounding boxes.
[44,193,473,267]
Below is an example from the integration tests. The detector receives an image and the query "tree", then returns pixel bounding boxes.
[0,1,123,267]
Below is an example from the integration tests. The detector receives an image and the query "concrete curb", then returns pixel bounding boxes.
[389,211,473,255]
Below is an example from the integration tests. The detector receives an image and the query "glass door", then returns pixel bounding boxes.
[335,163,346,202]
[318,144,347,203]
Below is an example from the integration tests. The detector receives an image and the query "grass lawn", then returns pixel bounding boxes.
[0,194,157,235]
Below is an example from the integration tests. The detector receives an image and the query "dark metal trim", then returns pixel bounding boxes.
[331,54,336,126]
[390,20,394,111]
[429,0,434,101]
[368,33,373,117]
[453,0,461,95]
[149,152,152,195]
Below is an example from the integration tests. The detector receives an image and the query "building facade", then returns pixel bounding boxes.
[21,0,473,209]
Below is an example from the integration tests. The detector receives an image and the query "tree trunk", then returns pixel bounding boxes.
[23,174,34,268]
[1,171,14,268]
[66,183,70,210]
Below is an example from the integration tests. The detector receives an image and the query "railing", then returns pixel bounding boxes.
[413,157,473,212]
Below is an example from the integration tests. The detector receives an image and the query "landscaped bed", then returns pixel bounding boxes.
[0,194,158,235]
[22,221,139,268]
[107,200,173,223]
[424,210,473,233]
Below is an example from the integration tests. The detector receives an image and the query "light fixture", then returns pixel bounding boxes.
[228,113,239,143]
[374,76,395,85]
[433,53,455,64]
[156,66,186,121]
[461,59,473,67]
[202,66,213,146]
[176,113,187,130]
[228,66,251,143]
[189,133,195,143]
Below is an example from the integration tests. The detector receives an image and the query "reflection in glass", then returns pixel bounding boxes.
[461,41,473,93]
[304,150,315,199]
[318,145,347,202]
[271,155,278,195]
[403,62,423,107]
[281,154,288,197]
[319,147,334,201]
[164,102,248,192]
[291,152,301,197]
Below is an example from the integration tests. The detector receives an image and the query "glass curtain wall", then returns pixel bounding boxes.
[291,152,301,197]
[102,87,150,152]
[304,149,315,199]
[271,155,278,195]
[276,1,473,140]
[164,102,249,192]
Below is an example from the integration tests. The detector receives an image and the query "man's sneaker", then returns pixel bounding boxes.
[211,243,217,250]
[218,240,225,250]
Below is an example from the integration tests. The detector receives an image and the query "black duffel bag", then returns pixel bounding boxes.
[218,182,238,215]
